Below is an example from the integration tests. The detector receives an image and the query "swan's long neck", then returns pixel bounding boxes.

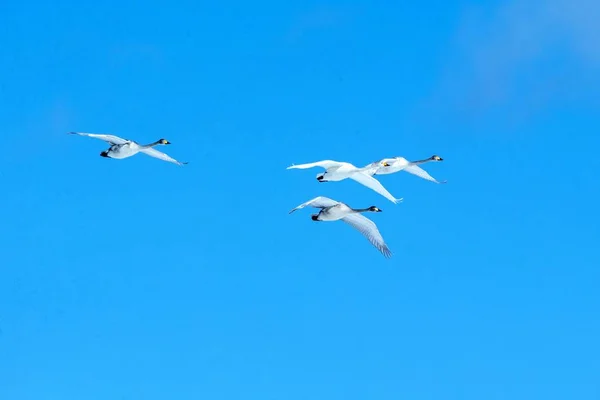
[140,140,162,149]
[350,207,372,213]
[411,157,434,165]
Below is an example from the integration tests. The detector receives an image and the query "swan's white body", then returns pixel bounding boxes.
[69,132,188,166]
[365,155,446,184]
[289,196,392,258]
[286,160,402,204]
[102,141,146,159]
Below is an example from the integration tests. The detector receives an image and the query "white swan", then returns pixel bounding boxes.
[69,132,188,166]
[289,196,392,258]
[286,160,403,204]
[365,155,446,184]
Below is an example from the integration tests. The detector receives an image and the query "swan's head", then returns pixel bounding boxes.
[159,139,171,145]
[431,155,443,161]
[379,158,396,167]
[368,206,382,212]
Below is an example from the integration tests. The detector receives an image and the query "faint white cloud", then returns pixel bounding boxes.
[555,0,600,63]
[426,0,600,119]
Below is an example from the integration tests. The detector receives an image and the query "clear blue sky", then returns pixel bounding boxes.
[1,0,599,398]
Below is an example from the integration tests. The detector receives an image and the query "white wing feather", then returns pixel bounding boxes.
[403,165,447,184]
[289,196,340,214]
[139,147,188,166]
[341,213,392,258]
[68,132,129,145]
[287,160,342,170]
[349,172,403,204]
[358,161,383,176]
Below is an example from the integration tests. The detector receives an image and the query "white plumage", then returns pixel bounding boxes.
[69,132,188,166]
[289,196,392,258]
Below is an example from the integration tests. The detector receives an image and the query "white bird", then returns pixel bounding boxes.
[69,132,188,166]
[286,160,403,204]
[365,155,446,184]
[289,196,392,258]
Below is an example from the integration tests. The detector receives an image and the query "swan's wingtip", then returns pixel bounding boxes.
[381,246,393,258]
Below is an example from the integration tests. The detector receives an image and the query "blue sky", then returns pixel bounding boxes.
[1,0,599,398]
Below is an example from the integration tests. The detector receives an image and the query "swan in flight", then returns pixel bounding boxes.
[286,160,403,204]
[289,196,392,258]
[69,132,188,166]
[365,155,446,184]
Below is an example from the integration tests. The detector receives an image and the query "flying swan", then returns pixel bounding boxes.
[289,196,392,258]
[69,132,188,166]
[286,160,403,204]
[364,155,446,184]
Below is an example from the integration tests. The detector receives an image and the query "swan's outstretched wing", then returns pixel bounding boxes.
[139,147,188,166]
[289,196,339,214]
[359,161,384,176]
[349,172,403,204]
[287,160,342,170]
[403,165,447,184]
[68,132,129,145]
[341,213,392,258]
